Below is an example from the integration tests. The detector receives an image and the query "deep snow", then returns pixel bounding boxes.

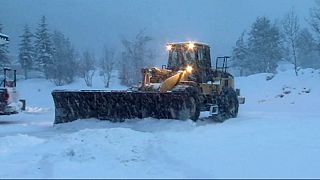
[0,66,319,178]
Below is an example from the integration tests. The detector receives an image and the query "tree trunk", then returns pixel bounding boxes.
[292,42,298,76]
[24,68,28,80]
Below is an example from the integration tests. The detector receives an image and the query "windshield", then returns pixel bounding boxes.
[169,49,197,68]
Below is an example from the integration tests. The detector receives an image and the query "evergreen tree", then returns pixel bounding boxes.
[51,30,78,86]
[231,32,250,76]
[308,1,320,69]
[296,28,320,69]
[34,16,54,79]
[247,17,283,74]
[0,22,10,68]
[309,0,320,40]
[19,25,34,79]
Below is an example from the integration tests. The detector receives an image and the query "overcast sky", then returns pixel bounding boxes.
[0,0,316,64]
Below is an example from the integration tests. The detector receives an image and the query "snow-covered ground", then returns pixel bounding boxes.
[0,66,319,178]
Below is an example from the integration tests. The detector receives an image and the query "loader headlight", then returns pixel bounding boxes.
[188,42,195,50]
[186,65,193,73]
[166,45,172,51]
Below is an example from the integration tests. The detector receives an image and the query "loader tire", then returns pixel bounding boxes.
[221,88,239,119]
[189,96,200,121]
[213,88,239,122]
[185,86,200,121]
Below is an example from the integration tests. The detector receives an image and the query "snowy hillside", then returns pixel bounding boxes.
[0,67,319,178]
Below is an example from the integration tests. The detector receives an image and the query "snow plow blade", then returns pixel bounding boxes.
[52,90,196,124]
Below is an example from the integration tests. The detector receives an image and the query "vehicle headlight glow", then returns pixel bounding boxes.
[186,65,193,73]
[188,42,195,50]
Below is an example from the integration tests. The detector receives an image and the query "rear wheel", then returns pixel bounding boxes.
[213,88,239,122]
[221,88,239,118]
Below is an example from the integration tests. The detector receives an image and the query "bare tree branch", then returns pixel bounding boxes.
[282,8,300,76]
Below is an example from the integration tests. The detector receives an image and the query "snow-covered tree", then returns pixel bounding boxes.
[119,30,154,86]
[79,51,95,87]
[308,1,320,69]
[309,0,320,40]
[247,16,283,74]
[0,22,10,68]
[296,28,320,69]
[51,30,78,86]
[34,16,54,79]
[19,25,34,79]
[119,52,130,86]
[282,9,300,76]
[100,47,115,88]
[231,31,250,76]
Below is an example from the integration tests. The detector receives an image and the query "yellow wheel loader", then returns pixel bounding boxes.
[52,42,245,124]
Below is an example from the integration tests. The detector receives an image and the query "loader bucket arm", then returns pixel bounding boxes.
[159,68,192,93]
[160,71,183,92]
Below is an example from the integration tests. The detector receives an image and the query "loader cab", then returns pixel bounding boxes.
[167,42,211,69]
[0,68,17,88]
[166,42,212,83]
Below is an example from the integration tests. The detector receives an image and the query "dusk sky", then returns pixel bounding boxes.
[0,0,316,64]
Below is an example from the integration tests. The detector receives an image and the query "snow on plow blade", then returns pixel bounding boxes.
[52,90,195,124]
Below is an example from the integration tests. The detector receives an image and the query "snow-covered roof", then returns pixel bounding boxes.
[167,41,210,47]
[0,33,9,45]
[0,33,9,38]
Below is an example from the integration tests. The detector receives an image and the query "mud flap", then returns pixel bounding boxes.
[238,96,245,104]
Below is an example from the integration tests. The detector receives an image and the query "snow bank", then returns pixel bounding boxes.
[236,66,320,114]
[0,134,45,154]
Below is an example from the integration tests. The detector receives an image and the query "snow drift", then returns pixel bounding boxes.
[0,67,319,178]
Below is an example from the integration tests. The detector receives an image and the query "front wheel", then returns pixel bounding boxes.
[213,88,239,122]
[172,86,200,121]
[189,96,200,121]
